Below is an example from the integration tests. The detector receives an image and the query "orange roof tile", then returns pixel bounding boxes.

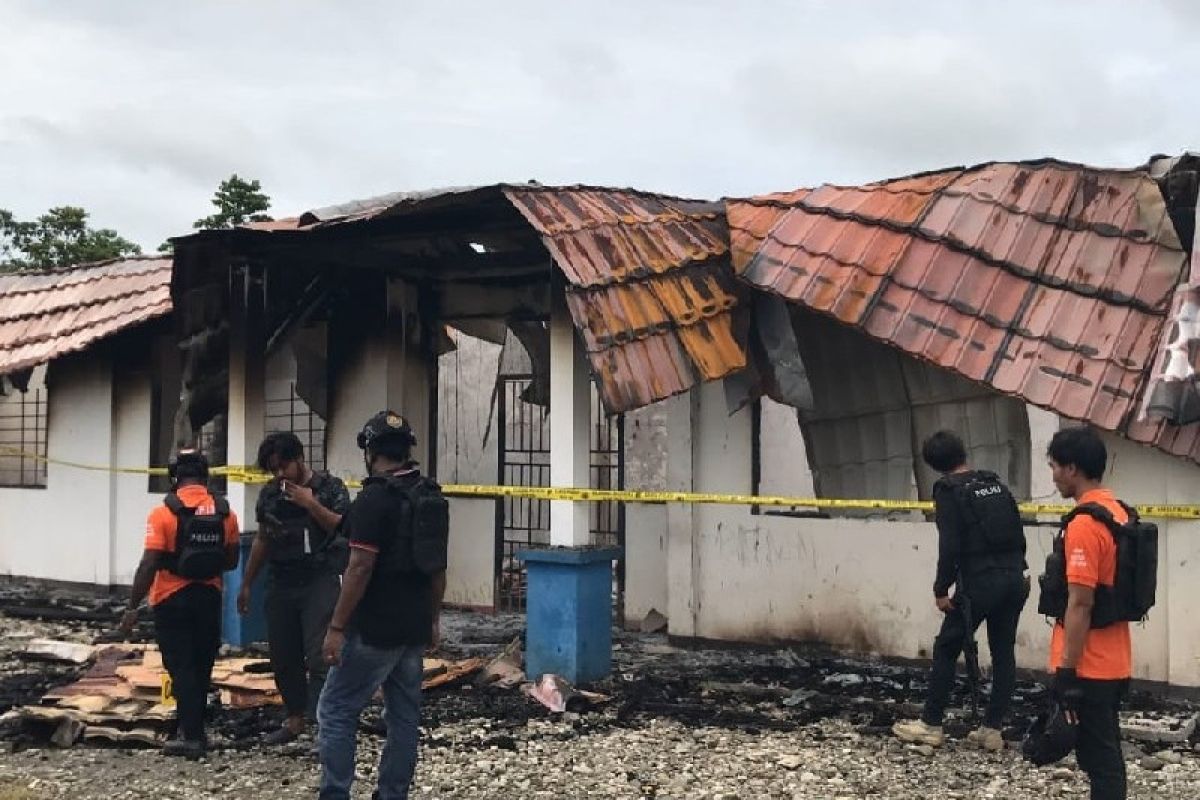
[505,187,745,411]
[0,256,172,375]
[728,159,1189,443]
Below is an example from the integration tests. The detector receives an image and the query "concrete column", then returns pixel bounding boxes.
[385,277,432,467]
[666,390,699,638]
[548,296,591,546]
[225,263,266,526]
[520,285,618,683]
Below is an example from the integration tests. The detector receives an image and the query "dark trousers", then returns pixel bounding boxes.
[922,568,1028,728]
[266,571,341,719]
[1076,678,1128,800]
[153,583,222,742]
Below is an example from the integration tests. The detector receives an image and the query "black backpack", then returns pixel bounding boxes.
[163,492,230,580]
[378,476,449,576]
[1037,501,1158,627]
[944,471,1026,557]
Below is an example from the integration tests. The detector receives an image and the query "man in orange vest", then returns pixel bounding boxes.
[119,450,241,759]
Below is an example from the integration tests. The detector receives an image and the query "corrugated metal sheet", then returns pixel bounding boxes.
[505,187,746,411]
[728,159,1189,442]
[0,256,172,375]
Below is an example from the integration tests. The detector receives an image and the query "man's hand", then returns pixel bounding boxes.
[935,595,954,614]
[283,480,316,510]
[322,628,346,667]
[237,586,251,616]
[1052,667,1084,724]
[118,608,139,638]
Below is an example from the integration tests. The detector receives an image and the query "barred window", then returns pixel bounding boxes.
[0,365,49,488]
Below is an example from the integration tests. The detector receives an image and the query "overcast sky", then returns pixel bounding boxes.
[2,1,1198,248]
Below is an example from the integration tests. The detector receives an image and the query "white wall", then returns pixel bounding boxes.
[623,401,671,624]
[0,352,160,587]
[673,381,1200,686]
[437,331,503,609]
[109,362,157,584]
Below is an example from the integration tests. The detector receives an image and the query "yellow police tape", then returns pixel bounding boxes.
[4,444,1200,519]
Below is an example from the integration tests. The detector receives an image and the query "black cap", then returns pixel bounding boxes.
[357,411,416,451]
[1021,703,1078,766]
[168,448,209,481]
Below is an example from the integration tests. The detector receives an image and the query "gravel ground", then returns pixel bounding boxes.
[2,589,1198,799]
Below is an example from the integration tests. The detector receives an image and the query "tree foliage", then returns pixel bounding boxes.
[0,206,141,272]
[194,174,273,230]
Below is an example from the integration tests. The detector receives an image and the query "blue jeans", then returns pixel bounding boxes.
[317,633,424,800]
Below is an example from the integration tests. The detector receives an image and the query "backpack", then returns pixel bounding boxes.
[1037,501,1158,627]
[378,475,449,576]
[943,471,1026,558]
[163,492,230,580]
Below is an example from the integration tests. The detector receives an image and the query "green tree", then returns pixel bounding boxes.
[0,206,141,272]
[194,173,273,230]
[159,174,274,253]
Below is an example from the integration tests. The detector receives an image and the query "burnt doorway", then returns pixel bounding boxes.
[494,374,625,613]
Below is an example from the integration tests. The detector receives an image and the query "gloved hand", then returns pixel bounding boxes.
[1052,667,1084,718]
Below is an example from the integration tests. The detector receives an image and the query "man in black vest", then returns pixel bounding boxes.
[317,411,448,800]
[239,432,351,745]
[894,430,1029,750]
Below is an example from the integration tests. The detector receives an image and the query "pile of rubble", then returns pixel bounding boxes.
[1,583,1199,798]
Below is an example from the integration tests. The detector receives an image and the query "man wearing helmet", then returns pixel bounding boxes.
[119,449,241,759]
[316,411,449,800]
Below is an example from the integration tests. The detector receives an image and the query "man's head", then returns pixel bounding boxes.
[921,430,968,474]
[256,431,307,484]
[357,410,416,472]
[1047,427,1107,500]
[168,448,209,487]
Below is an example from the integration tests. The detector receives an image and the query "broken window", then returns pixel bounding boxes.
[0,365,49,489]
[752,307,1032,512]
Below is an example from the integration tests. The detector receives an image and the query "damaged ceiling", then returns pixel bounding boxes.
[176,184,749,413]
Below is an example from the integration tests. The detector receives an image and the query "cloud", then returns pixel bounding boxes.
[0,0,1197,247]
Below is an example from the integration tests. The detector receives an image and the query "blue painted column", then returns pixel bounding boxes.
[519,546,622,684]
[522,289,617,684]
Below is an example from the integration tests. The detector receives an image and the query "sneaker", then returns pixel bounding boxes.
[892,719,945,747]
[162,738,206,760]
[967,726,1004,752]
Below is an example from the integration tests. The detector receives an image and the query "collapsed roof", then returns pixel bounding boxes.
[4,154,1200,464]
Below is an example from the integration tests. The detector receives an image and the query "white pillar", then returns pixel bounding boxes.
[549,294,591,547]
[666,390,699,636]
[385,277,432,467]
[226,263,266,524]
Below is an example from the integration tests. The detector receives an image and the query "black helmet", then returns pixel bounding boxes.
[1021,702,1078,766]
[168,448,209,482]
[357,411,416,451]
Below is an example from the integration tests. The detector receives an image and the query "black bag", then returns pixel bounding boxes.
[379,476,449,576]
[163,492,230,580]
[1037,501,1158,626]
[946,471,1026,557]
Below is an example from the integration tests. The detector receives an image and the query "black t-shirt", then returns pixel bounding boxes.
[346,469,434,648]
[255,471,351,585]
